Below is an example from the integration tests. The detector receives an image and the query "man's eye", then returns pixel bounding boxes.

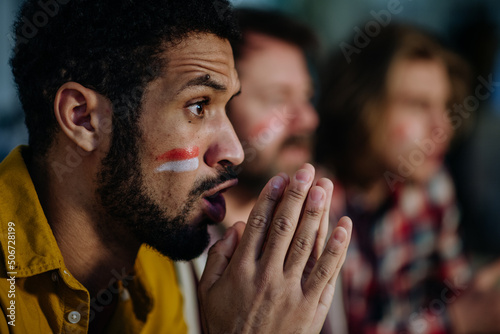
[186,99,209,117]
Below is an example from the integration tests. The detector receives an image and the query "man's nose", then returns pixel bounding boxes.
[204,114,245,168]
[288,101,319,134]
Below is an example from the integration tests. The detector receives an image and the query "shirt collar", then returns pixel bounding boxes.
[0,146,65,278]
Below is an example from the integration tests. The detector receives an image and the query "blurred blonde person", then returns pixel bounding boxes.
[318,23,500,334]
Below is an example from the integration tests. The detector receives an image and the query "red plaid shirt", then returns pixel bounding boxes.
[340,169,471,334]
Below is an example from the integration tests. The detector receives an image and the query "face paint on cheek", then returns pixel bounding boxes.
[249,119,271,139]
[248,116,285,144]
[155,146,200,173]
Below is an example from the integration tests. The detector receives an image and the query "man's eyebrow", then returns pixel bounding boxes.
[176,75,227,96]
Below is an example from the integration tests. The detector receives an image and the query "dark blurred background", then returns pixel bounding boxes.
[1,0,499,259]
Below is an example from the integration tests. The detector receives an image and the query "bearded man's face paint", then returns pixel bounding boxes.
[156,147,200,173]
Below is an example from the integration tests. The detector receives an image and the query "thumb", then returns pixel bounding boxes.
[199,227,238,291]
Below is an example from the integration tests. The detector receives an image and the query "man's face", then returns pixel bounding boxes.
[377,58,452,183]
[228,33,318,188]
[98,33,243,261]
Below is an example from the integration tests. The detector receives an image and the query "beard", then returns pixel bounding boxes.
[238,134,315,196]
[96,120,237,261]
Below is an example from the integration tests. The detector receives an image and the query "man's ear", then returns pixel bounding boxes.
[54,82,112,152]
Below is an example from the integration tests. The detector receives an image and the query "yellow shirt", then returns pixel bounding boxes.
[0,146,187,333]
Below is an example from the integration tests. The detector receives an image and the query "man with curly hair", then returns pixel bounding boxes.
[0,0,351,333]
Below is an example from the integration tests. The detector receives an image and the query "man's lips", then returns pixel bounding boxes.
[201,179,238,223]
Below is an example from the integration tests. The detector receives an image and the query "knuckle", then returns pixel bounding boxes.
[304,206,321,219]
[315,263,333,281]
[293,236,313,254]
[264,235,281,253]
[264,284,283,302]
[248,214,269,230]
[273,217,294,236]
[287,187,306,201]
[254,268,274,293]
[324,244,343,258]
[232,259,251,277]
[306,276,322,294]
[264,191,277,203]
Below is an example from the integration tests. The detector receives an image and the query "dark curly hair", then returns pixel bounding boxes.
[10,0,239,157]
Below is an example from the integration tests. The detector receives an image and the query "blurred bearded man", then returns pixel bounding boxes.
[223,8,320,226]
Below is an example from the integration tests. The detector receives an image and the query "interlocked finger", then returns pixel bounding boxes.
[259,164,315,270]
[233,173,289,263]
[284,185,327,277]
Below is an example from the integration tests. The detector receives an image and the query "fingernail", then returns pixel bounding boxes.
[310,188,324,202]
[333,227,346,243]
[270,175,284,198]
[295,170,311,183]
[271,175,284,189]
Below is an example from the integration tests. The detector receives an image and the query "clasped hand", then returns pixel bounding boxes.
[199,164,352,334]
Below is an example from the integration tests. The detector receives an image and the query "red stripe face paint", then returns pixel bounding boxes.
[155,146,200,173]
[156,146,200,162]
